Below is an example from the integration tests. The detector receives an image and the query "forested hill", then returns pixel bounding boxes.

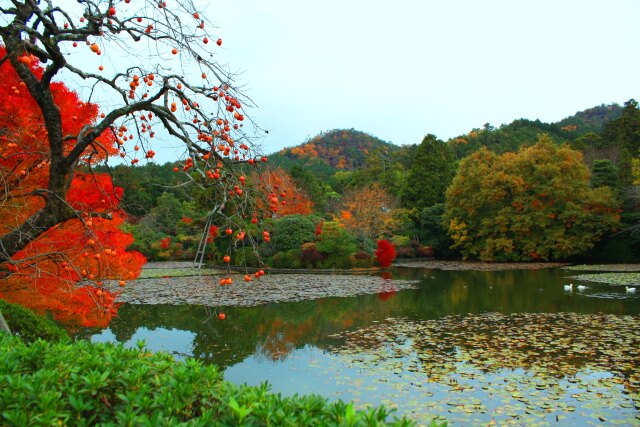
[269,129,398,175]
[447,103,623,159]
[556,103,623,134]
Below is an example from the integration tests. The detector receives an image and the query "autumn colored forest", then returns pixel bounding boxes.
[105,101,640,268]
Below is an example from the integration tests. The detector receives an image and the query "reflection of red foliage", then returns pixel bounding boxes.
[375,240,396,268]
[380,272,393,280]
[377,290,397,301]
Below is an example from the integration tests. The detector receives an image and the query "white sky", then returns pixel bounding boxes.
[194,0,640,157]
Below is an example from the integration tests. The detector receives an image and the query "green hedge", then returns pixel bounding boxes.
[0,335,415,426]
[0,299,68,343]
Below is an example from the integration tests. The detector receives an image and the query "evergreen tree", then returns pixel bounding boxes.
[402,135,455,211]
[591,160,618,189]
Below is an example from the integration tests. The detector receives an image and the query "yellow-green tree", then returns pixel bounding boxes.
[444,135,620,261]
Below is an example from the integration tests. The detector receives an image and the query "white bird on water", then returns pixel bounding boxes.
[564,283,573,291]
[626,286,637,293]
[577,285,587,291]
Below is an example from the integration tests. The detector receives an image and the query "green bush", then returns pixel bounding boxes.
[0,335,413,426]
[0,299,68,343]
[270,249,303,269]
[272,215,316,252]
[316,222,357,257]
[319,254,354,270]
[389,235,411,247]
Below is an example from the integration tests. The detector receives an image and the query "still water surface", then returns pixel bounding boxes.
[79,267,640,426]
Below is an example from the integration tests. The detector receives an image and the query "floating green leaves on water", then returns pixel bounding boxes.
[325,313,640,426]
[569,272,640,286]
[562,264,640,272]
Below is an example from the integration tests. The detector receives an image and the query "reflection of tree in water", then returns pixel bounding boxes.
[76,291,410,367]
[328,313,640,393]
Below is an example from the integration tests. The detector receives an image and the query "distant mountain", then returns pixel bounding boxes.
[556,103,623,134]
[269,129,398,177]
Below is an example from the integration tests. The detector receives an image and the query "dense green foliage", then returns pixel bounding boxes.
[417,204,456,259]
[402,135,455,211]
[0,334,413,426]
[556,103,623,136]
[316,222,359,268]
[0,300,68,343]
[447,120,571,160]
[272,215,316,252]
[99,163,188,218]
[591,159,618,188]
[444,136,620,261]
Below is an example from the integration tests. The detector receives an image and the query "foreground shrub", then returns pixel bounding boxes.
[0,335,413,426]
[0,300,68,343]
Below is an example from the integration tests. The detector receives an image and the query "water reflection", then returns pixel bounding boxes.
[77,267,640,426]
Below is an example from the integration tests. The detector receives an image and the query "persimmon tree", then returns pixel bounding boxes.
[444,135,620,261]
[0,1,269,325]
[255,168,314,216]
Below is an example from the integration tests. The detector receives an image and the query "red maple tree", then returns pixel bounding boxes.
[0,2,268,327]
[374,240,396,268]
[0,47,145,326]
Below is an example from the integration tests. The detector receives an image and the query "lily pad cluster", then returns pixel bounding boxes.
[568,272,640,287]
[326,313,640,426]
[562,264,640,272]
[138,268,222,279]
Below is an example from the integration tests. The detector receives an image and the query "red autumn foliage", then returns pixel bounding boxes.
[0,48,145,327]
[374,240,396,268]
[254,168,314,216]
[159,237,172,249]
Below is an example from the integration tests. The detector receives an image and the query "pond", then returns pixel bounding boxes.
[77,266,640,426]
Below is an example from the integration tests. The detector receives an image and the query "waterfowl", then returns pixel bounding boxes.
[626,286,637,293]
[563,283,573,291]
[577,285,587,291]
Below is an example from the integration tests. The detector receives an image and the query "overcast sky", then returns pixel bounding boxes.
[187,0,640,157]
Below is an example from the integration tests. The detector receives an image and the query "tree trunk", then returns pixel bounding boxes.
[0,310,10,335]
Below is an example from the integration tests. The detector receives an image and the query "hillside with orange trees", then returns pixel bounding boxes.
[270,129,399,177]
